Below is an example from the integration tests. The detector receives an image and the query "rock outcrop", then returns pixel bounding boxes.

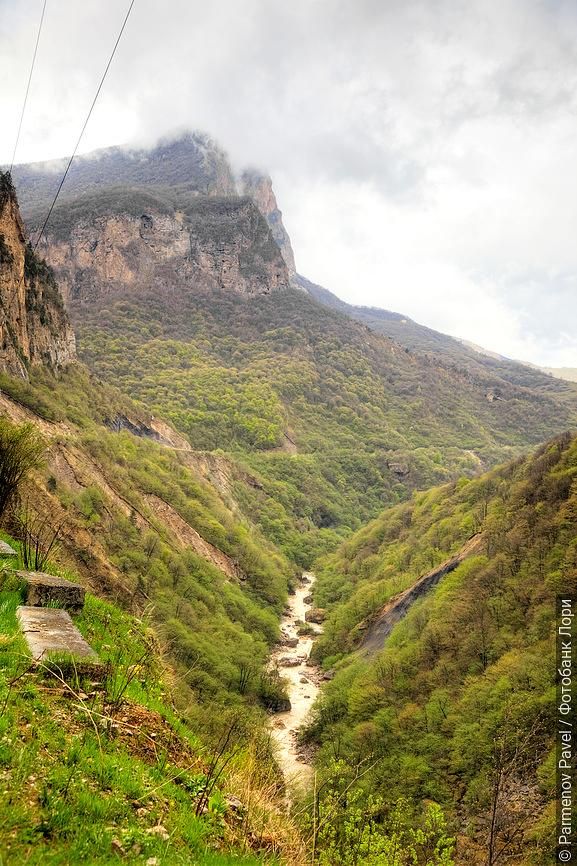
[35,195,290,304]
[14,133,296,302]
[0,173,75,377]
[240,170,296,277]
[186,196,290,295]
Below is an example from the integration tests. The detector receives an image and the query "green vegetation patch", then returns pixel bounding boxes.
[304,432,577,864]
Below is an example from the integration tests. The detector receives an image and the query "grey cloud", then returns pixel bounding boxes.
[2,0,577,365]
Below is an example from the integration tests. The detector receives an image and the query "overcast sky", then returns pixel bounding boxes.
[1,0,576,367]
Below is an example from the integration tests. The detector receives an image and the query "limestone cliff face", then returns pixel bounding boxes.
[0,173,75,377]
[15,133,297,301]
[240,169,296,277]
[186,196,290,295]
[37,195,290,305]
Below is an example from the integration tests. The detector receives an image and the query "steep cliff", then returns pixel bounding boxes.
[0,173,75,377]
[13,134,297,288]
[31,189,289,303]
[240,169,297,277]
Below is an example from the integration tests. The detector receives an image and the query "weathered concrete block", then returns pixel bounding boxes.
[17,571,86,611]
[0,541,17,557]
[17,606,100,664]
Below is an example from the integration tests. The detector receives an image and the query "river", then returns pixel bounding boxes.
[269,571,322,788]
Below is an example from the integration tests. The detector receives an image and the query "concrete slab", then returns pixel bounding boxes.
[17,571,86,611]
[0,541,17,557]
[17,606,100,663]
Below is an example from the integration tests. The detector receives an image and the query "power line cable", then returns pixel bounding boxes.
[9,0,47,174]
[0,0,136,361]
[33,0,136,250]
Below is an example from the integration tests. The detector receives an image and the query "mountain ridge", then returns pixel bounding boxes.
[9,135,577,566]
[0,130,573,865]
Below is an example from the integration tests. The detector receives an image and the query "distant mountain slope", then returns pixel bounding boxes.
[11,135,577,567]
[299,275,576,403]
[308,430,577,863]
[544,366,577,382]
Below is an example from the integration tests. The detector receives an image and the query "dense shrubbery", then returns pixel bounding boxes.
[305,432,577,864]
[73,283,575,567]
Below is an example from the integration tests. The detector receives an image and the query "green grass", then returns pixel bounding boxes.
[303,432,577,864]
[0,557,287,866]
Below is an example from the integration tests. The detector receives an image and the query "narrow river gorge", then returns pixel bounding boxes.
[269,572,323,788]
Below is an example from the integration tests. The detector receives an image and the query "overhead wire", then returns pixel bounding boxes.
[33,0,136,250]
[9,0,47,174]
[1,0,136,360]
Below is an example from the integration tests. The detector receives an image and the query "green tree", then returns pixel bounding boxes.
[0,419,45,523]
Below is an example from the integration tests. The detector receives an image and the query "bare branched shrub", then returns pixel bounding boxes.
[0,420,44,524]
[14,506,62,572]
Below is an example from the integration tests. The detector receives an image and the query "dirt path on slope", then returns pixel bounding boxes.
[358,533,485,656]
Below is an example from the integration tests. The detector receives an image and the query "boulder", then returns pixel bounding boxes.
[388,462,409,477]
[278,657,301,667]
[268,695,291,712]
[305,608,326,624]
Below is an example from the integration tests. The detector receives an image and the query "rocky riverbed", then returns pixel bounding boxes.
[269,572,323,787]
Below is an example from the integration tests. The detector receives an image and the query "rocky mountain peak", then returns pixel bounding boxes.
[0,173,75,377]
[12,132,296,305]
[239,169,296,277]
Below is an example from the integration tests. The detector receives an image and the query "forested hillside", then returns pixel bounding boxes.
[14,136,577,569]
[74,278,577,565]
[4,134,574,866]
[304,431,577,864]
[300,275,577,401]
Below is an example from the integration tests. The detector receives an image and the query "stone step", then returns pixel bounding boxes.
[16,571,86,611]
[0,541,17,557]
[17,606,100,665]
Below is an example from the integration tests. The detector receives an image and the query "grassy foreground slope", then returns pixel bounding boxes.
[0,364,296,716]
[0,536,303,866]
[304,431,577,865]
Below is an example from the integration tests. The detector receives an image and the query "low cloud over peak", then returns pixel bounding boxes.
[2,0,576,366]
